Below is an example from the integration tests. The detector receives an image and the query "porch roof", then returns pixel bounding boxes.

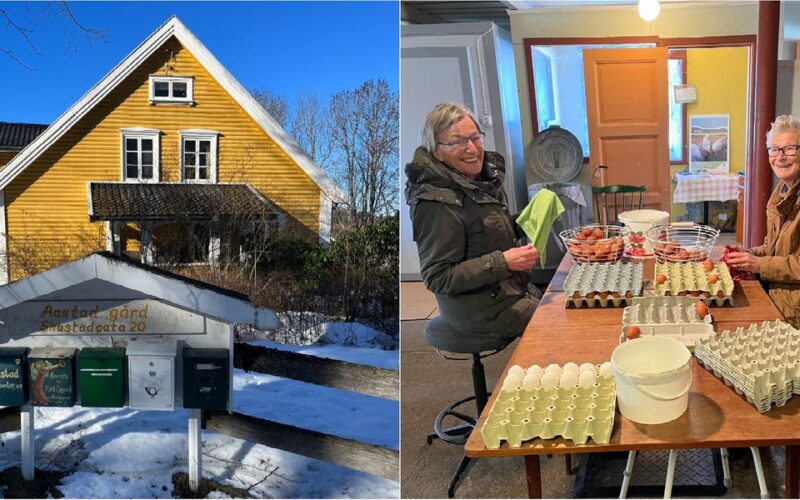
[88,182,281,222]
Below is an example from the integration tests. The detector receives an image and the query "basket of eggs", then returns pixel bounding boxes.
[560,224,630,264]
[645,224,720,263]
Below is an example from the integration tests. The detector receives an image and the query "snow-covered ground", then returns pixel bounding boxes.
[0,325,399,498]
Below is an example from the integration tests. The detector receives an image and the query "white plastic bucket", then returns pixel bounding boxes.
[611,337,692,425]
[618,210,670,254]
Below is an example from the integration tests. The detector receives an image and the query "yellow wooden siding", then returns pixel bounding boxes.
[5,37,322,280]
[0,151,17,167]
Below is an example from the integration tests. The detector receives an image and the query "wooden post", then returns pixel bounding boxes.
[188,408,202,491]
[20,404,33,481]
[140,222,154,265]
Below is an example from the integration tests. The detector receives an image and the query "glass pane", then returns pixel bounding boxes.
[185,153,196,166]
[127,164,138,179]
[173,81,187,98]
[532,49,556,132]
[198,153,207,166]
[141,162,153,179]
[142,152,153,167]
[199,140,210,153]
[184,140,196,153]
[126,152,138,166]
[668,58,684,162]
[198,167,208,180]
[126,138,138,151]
[141,139,153,152]
[184,167,195,179]
[154,81,169,97]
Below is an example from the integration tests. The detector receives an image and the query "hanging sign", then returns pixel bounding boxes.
[0,300,205,338]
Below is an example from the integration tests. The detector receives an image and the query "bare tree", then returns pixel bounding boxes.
[329,79,399,228]
[1,2,107,71]
[290,88,333,168]
[251,89,290,130]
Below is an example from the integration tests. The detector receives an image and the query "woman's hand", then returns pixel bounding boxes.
[503,245,539,271]
[725,250,761,274]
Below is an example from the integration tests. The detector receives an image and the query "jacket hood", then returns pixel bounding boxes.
[405,147,506,206]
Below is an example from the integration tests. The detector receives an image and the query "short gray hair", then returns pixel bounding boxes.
[421,103,481,153]
[766,115,800,145]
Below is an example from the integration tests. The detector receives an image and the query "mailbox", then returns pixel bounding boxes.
[182,348,230,410]
[78,348,126,408]
[127,337,176,411]
[0,347,29,406]
[28,348,77,407]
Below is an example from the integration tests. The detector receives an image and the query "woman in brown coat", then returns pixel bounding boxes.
[727,115,800,327]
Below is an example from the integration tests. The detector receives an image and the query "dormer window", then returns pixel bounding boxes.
[149,76,194,104]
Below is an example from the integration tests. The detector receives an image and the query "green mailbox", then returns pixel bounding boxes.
[182,348,229,410]
[29,348,77,407]
[78,348,126,408]
[0,347,29,406]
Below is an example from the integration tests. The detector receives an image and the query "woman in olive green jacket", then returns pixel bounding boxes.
[405,103,540,340]
[728,115,800,327]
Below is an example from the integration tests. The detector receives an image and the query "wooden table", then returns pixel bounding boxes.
[466,254,800,498]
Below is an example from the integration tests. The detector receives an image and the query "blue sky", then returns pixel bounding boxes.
[0,1,399,124]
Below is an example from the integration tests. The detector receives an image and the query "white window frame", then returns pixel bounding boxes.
[120,128,160,182]
[149,75,194,104]
[179,130,218,184]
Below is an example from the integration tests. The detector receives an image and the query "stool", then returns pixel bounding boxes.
[423,316,516,498]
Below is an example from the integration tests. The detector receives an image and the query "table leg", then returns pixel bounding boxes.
[703,201,710,226]
[786,445,800,499]
[525,455,542,498]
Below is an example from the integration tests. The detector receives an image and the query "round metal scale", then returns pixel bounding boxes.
[526,125,584,183]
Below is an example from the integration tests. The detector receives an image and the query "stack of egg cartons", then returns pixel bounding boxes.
[619,296,715,345]
[564,262,643,308]
[695,320,800,412]
[654,262,734,305]
[480,362,616,449]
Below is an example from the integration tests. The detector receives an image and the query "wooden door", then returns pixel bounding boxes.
[584,48,670,213]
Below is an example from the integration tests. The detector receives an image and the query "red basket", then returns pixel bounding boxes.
[559,225,630,264]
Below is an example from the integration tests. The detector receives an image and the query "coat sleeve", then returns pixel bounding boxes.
[749,244,768,257]
[759,254,800,284]
[413,200,511,295]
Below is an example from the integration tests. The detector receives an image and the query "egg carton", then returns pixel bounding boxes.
[695,320,800,413]
[564,262,644,308]
[619,296,715,346]
[654,262,734,306]
[480,362,616,449]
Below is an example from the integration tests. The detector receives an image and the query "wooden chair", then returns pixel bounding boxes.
[592,185,646,225]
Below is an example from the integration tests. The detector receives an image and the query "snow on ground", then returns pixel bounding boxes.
[263,313,398,350]
[0,323,399,498]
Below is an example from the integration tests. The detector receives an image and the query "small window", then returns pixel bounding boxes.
[149,76,194,104]
[121,129,160,182]
[179,131,218,183]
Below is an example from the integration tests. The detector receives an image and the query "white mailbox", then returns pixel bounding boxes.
[127,337,177,411]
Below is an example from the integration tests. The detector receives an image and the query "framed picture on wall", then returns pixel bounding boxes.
[689,114,729,174]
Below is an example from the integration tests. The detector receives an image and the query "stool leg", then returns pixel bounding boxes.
[750,447,769,498]
[721,448,732,487]
[471,354,488,414]
[447,455,472,498]
[619,450,636,499]
[664,449,678,499]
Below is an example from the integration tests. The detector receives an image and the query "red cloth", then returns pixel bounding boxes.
[721,245,756,281]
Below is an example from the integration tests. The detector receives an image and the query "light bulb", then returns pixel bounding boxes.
[638,0,660,21]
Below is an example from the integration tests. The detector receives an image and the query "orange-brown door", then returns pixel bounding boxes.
[584,48,670,213]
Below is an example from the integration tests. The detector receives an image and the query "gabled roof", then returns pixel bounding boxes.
[0,122,48,151]
[0,252,281,330]
[88,182,281,222]
[0,16,343,201]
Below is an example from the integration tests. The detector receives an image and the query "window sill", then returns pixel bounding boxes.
[149,99,195,106]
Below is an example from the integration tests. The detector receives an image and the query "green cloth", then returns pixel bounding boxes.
[516,189,565,267]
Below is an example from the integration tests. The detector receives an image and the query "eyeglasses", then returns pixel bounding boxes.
[437,132,485,150]
[767,144,800,157]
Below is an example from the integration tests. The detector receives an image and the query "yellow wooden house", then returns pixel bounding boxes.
[0,16,342,283]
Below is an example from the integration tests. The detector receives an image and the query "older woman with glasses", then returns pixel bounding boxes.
[405,102,541,340]
[727,114,800,327]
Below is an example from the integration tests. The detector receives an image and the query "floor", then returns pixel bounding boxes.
[400,238,789,498]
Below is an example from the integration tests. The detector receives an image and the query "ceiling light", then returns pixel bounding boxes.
[638,0,660,21]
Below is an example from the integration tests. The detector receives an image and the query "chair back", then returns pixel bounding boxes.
[592,185,646,225]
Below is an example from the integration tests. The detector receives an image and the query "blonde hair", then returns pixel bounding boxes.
[766,115,800,145]
[421,103,481,153]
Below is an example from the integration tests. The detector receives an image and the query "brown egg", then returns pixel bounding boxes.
[582,227,593,237]
[593,228,605,239]
[573,291,582,299]
[708,274,719,284]
[625,326,641,340]
[703,259,715,272]
[695,301,709,320]
[599,292,609,299]
[656,274,667,285]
